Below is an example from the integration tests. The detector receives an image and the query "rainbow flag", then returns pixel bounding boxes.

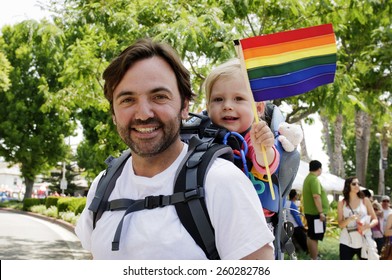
[236,24,337,101]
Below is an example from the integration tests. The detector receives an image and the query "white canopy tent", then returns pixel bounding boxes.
[292,160,345,193]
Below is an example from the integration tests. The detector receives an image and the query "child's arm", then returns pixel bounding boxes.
[246,121,279,174]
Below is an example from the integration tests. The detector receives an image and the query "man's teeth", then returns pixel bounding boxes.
[135,127,158,133]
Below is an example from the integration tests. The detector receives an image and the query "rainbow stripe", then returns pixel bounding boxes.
[239,24,337,101]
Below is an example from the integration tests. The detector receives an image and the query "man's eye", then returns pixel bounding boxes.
[154,94,169,102]
[119,97,135,104]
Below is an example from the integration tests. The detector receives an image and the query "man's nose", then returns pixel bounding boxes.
[135,99,154,120]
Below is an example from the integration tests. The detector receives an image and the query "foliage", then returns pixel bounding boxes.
[59,211,80,225]
[23,198,46,211]
[0,50,11,91]
[29,204,47,214]
[30,204,58,218]
[0,20,76,199]
[0,0,390,192]
[45,196,60,209]
[75,200,86,216]
[57,196,86,213]
[0,200,23,210]
[44,162,84,196]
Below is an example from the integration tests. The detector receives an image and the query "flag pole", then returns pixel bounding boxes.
[234,40,275,200]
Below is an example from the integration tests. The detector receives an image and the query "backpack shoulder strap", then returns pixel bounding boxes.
[88,149,131,229]
[173,139,233,260]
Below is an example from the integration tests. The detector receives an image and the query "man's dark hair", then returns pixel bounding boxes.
[103,38,195,112]
[309,160,322,171]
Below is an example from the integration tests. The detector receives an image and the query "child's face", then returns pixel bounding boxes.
[207,75,254,133]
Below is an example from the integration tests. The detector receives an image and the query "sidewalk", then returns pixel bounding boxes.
[1,207,76,234]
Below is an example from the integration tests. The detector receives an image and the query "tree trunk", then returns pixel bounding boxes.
[378,129,389,195]
[299,122,311,162]
[23,176,34,200]
[355,110,372,187]
[320,115,333,169]
[333,114,345,178]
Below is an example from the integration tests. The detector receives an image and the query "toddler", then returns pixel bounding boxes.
[203,58,280,176]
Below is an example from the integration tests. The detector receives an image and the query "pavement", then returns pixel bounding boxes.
[0,207,92,260]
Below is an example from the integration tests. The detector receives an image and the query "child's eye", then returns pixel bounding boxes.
[211,97,223,102]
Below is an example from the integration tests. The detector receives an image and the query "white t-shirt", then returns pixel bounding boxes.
[382,208,392,233]
[75,144,274,259]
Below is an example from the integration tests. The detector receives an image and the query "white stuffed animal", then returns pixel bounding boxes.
[277,122,303,152]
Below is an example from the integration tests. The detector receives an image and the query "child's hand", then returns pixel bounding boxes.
[250,121,275,149]
[250,121,275,167]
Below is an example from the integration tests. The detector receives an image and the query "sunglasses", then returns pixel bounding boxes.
[382,200,390,203]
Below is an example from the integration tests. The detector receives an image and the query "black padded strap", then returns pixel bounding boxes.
[88,149,131,228]
[174,142,233,260]
[110,188,205,251]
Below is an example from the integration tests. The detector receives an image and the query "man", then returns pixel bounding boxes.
[381,195,392,233]
[302,160,329,260]
[75,39,274,260]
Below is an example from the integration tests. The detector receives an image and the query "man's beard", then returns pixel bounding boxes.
[116,113,182,158]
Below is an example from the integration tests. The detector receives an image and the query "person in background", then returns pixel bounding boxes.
[302,160,329,260]
[371,200,384,254]
[362,189,373,202]
[381,195,392,232]
[75,38,275,260]
[384,213,392,237]
[337,177,378,260]
[285,189,308,253]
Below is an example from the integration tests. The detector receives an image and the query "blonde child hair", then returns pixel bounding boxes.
[203,58,265,121]
[203,58,241,105]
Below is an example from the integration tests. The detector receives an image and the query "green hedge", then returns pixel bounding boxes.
[23,198,46,211]
[75,200,86,215]
[57,197,86,214]
[45,196,60,209]
[22,196,86,216]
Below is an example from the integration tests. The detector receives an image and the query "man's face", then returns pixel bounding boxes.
[381,199,390,210]
[111,57,189,157]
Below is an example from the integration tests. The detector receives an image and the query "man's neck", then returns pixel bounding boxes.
[131,140,184,177]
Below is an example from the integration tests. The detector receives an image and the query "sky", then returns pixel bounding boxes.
[0,0,52,27]
[0,0,330,169]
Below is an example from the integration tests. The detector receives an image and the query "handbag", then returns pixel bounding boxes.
[380,237,392,260]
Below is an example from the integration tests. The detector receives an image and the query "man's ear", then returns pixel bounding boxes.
[181,99,190,120]
[112,114,117,125]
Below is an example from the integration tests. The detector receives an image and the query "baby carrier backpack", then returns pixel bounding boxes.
[88,103,300,259]
[181,102,300,259]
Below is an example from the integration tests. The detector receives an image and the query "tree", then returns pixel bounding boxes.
[0,49,11,92]
[42,0,391,189]
[0,20,75,199]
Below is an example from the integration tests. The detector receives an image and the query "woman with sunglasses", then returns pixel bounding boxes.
[337,176,378,259]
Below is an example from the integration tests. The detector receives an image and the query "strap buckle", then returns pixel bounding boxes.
[144,195,164,209]
[184,187,204,202]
